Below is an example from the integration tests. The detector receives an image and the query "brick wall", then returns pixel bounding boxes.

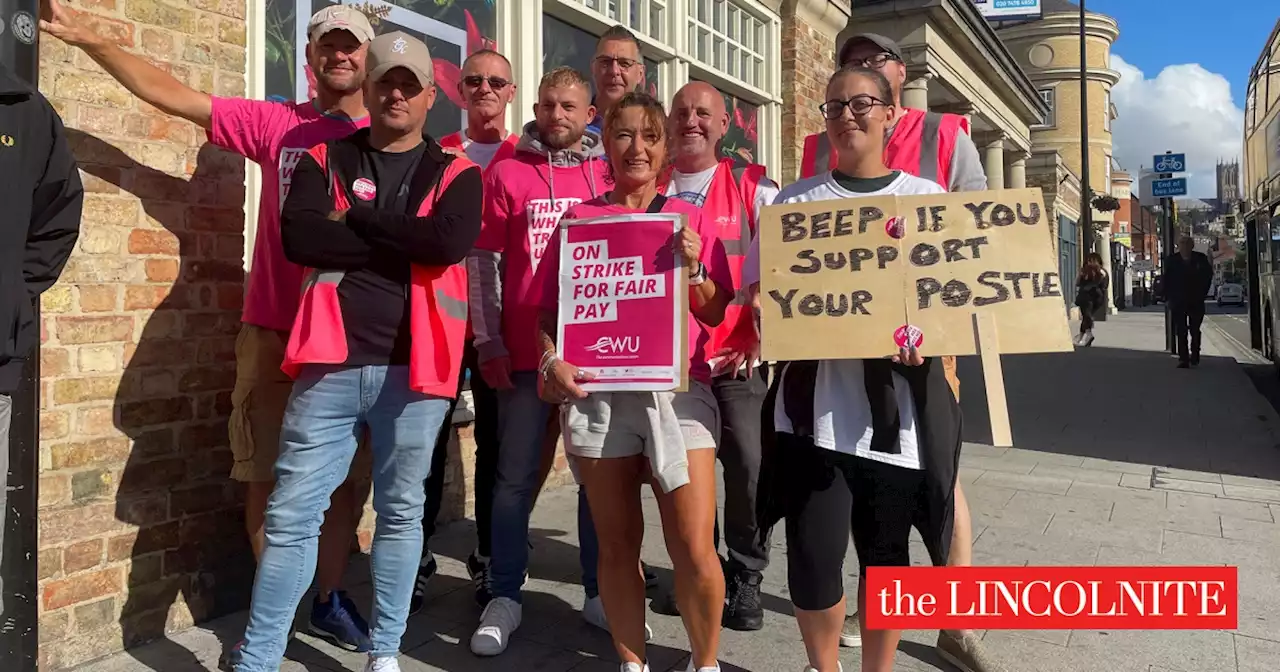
[35,1,252,668]
[780,3,838,184]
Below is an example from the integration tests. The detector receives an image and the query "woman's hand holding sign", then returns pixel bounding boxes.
[673,225,703,270]
[537,350,595,404]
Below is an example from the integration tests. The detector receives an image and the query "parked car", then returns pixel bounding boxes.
[1217,282,1245,306]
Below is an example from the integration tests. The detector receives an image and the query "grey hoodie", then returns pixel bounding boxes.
[468,121,608,368]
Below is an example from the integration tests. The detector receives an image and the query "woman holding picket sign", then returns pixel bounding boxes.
[532,91,735,672]
[741,67,965,672]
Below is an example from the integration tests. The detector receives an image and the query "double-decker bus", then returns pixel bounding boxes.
[1243,20,1280,364]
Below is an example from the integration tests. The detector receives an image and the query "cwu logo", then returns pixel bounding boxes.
[585,336,640,355]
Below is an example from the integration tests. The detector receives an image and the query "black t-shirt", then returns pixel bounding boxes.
[338,142,426,365]
[831,169,900,193]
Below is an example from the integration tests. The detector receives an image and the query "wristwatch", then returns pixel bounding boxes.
[688,262,708,285]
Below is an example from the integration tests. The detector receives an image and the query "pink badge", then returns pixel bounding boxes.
[352,178,377,201]
[893,324,923,350]
[885,216,905,239]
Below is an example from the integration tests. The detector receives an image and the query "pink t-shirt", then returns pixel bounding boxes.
[538,195,734,385]
[208,98,369,332]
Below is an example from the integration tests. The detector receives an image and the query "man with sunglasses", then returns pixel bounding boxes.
[801,33,1004,672]
[412,48,519,616]
[587,25,647,134]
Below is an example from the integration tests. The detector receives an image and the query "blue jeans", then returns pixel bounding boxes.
[489,373,600,601]
[236,365,450,669]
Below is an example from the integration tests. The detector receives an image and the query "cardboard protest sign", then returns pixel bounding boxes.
[758,188,1074,361]
[557,214,689,391]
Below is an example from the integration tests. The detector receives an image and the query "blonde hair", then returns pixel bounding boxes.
[539,66,591,93]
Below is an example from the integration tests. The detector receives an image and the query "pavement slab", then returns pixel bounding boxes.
[68,311,1280,671]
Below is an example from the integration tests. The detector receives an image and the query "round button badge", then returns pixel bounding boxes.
[884,216,905,239]
[352,178,377,201]
[893,324,924,350]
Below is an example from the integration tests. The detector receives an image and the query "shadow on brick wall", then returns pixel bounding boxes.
[68,130,255,669]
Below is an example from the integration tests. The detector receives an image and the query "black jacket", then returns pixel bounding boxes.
[1164,250,1212,306]
[0,64,84,392]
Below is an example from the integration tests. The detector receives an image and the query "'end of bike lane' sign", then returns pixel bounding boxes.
[1152,153,1186,173]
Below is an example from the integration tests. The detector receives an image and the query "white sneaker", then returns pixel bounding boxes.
[686,661,721,672]
[470,596,522,656]
[621,663,650,672]
[839,611,861,647]
[582,595,653,641]
[803,664,843,672]
[364,656,400,672]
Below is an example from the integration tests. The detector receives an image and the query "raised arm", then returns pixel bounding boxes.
[41,0,212,128]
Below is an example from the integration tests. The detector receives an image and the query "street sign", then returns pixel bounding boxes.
[972,0,1043,21]
[1151,177,1188,198]
[1153,153,1186,173]
[1132,259,1154,272]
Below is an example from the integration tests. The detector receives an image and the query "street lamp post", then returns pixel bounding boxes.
[1079,0,1093,259]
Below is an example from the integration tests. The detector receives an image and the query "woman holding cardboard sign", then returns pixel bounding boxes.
[533,91,735,672]
[741,67,965,672]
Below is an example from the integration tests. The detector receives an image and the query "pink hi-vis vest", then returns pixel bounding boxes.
[800,109,971,183]
[281,143,475,399]
[659,160,766,357]
[439,131,519,169]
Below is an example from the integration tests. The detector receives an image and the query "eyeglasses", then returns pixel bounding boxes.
[594,56,640,71]
[819,95,888,120]
[847,52,899,69]
[462,75,512,90]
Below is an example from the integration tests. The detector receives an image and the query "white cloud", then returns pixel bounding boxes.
[1108,54,1243,199]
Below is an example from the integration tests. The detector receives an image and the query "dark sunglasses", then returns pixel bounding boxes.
[819,95,889,120]
[462,75,512,90]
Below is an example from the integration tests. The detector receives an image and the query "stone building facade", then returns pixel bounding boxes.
[29,0,851,667]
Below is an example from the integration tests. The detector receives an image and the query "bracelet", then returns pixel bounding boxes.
[539,352,560,380]
[688,262,707,284]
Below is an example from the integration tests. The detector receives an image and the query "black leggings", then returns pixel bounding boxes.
[778,433,928,611]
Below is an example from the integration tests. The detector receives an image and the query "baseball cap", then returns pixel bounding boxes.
[367,31,435,87]
[838,32,903,66]
[307,5,376,44]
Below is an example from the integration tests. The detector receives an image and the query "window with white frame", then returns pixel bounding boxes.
[1104,90,1111,132]
[1035,87,1055,128]
[559,0,667,42]
[687,0,768,91]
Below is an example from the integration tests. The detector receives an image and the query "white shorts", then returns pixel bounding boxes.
[562,380,719,459]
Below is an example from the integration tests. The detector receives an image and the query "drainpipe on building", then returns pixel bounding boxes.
[1,1,42,669]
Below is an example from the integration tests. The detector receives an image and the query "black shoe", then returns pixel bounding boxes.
[467,551,493,607]
[1191,353,1200,366]
[651,587,680,615]
[642,562,658,588]
[1177,360,1190,369]
[722,571,764,631]
[409,552,437,616]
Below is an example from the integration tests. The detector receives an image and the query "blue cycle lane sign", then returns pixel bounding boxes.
[1153,153,1186,173]
[1151,178,1188,197]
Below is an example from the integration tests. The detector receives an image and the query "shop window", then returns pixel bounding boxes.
[542,14,662,98]
[264,0,497,139]
[687,0,768,90]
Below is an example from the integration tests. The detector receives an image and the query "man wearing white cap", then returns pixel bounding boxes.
[41,0,379,659]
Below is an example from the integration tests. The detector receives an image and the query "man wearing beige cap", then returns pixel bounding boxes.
[237,31,482,672]
[40,0,379,660]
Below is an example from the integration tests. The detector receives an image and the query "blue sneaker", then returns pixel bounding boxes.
[309,591,372,652]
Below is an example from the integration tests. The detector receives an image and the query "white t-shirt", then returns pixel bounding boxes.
[458,136,507,170]
[744,170,944,469]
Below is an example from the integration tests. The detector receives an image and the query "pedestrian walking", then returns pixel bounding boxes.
[0,59,84,614]
[536,91,735,672]
[1165,237,1213,368]
[40,2,378,660]
[236,32,482,672]
[745,66,968,672]
[660,81,781,631]
[1074,252,1110,347]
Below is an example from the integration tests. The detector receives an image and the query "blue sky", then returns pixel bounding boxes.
[1090,0,1275,106]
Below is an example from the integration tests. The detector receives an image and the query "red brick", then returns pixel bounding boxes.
[124,285,179,310]
[42,566,123,611]
[187,206,245,232]
[183,260,244,283]
[39,548,63,581]
[178,367,236,393]
[40,474,72,508]
[118,397,193,429]
[63,539,105,573]
[169,483,229,517]
[42,347,72,376]
[116,494,169,527]
[145,259,180,282]
[78,285,120,312]
[106,522,180,562]
[116,458,186,497]
[125,339,197,368]
[55,315,134,345]
[128,228,183,255]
